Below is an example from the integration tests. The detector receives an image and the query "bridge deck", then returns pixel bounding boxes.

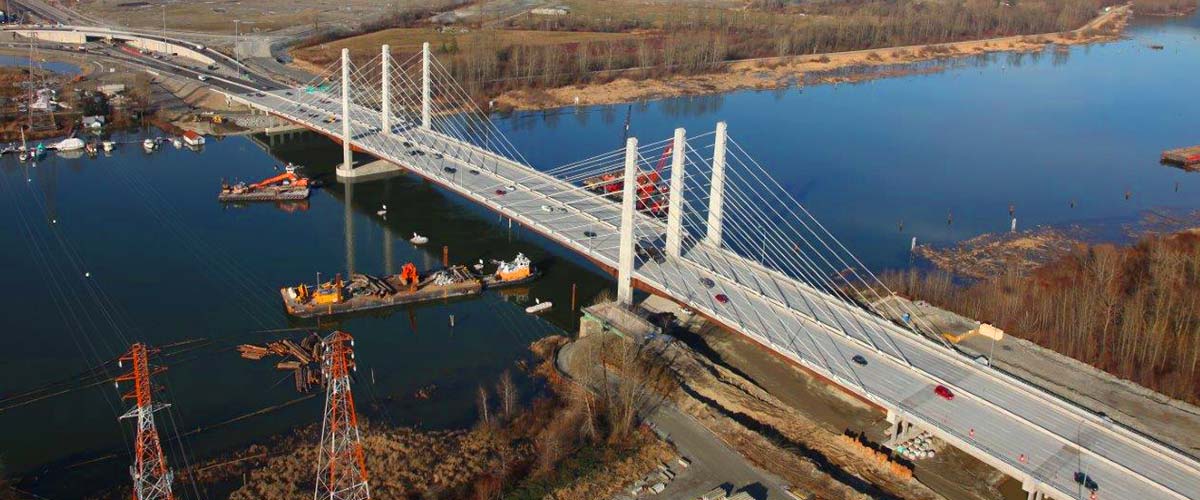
[231,88,1200,500]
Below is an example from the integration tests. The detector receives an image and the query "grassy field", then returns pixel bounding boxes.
[293,27,641,67]
[74,0,426,34]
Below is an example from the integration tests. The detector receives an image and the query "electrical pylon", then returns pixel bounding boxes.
[314,330,370,500]
[115,343,175,500]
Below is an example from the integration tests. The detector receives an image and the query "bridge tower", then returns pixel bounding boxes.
[381,44,391,135]
[115,343,175,500]
[340,48,352,172]
[314,331,370,500]
[665,127,687,258]
[617,137,639,304]
[705,121,728,248]
[421,42,431,130]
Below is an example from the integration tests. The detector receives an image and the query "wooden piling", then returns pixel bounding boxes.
[571,283,577,311]
[442,245,449,267]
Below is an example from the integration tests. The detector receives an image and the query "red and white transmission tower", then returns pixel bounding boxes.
[115,343,175,500]
[314,330,370,500]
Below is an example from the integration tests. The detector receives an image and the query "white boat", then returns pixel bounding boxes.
[102,141,114,152]
[376,203,387,216]
[171,137,183,149]
[525,299,552,314]
[409,232,428,245]
[53,137,85,151]
[18,151,27,162]
[143,138,155,150]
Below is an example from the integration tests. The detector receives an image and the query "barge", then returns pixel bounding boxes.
[219,165,311,202]
[282,264,482,318]
[281,254,540,318]
[1162,145,1200,166]
[581,143,672,217]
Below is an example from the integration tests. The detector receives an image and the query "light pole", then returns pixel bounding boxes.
[160,5,167,54]
[233,19,240,74]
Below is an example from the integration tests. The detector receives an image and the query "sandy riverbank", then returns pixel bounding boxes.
[493,4,1131,111]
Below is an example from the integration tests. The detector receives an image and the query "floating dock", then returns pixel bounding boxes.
[1162,145,1200,166]
[280,254,539,318]
[281,265,483,319]
[218,187,310,202]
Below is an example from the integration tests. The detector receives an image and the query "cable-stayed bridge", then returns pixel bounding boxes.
[220,44,1200,500]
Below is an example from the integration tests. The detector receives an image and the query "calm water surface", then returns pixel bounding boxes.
[1,11,1198,497]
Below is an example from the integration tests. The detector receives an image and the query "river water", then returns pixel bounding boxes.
[1,11,1198,498]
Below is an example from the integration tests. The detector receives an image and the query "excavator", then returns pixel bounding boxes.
[398,263,419,291]
[250,170,309,190]
[219,164,312,201]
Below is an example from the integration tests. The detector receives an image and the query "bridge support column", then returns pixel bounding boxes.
[421,42,431,130]
[381,44,391,135]
[617,137,639,305]
[340,48,353,172]
[705,121,728,248]
[665,127,687,258]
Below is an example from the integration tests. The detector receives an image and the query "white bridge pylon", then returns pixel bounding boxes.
[225,43,1200,500]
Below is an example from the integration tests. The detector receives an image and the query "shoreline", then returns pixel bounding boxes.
[490,4,1132,112]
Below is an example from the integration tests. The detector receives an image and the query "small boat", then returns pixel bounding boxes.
[525,299,552,314]
[409,232,428,245]
[18,151,27,162]
[85,142,98,157]
[481,253,540,288]
[376,204,387,216]
[54,137,85,151]
[171,137,183,149]
[102,141,114,152]
[143,138,155,150]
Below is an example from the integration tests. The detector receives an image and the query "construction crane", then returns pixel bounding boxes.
[314,331,370,500]
[115,343,175,500]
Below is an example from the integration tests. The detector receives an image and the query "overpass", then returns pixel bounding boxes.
[220,44,1200,500]
[6,25,217,66]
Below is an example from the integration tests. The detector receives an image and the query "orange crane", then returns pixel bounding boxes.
[250,171,309,190]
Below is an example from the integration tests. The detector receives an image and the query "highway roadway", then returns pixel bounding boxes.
[226,87,1200,500]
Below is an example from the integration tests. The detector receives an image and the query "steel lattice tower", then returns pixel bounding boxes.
[314,331,370,500]
[115,343,175,500]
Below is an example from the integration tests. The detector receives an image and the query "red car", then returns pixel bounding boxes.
[714,293,729,304]
[934,385,954,401]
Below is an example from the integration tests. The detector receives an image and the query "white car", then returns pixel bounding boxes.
[197,74,208,81]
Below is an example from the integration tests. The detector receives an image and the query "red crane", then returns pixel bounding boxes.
[115,343,175,500]
[314,331,370,500]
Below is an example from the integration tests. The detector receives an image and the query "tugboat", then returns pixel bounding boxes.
[280,263,483,318]
[481,253,540,288]
[219,167,311,202]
